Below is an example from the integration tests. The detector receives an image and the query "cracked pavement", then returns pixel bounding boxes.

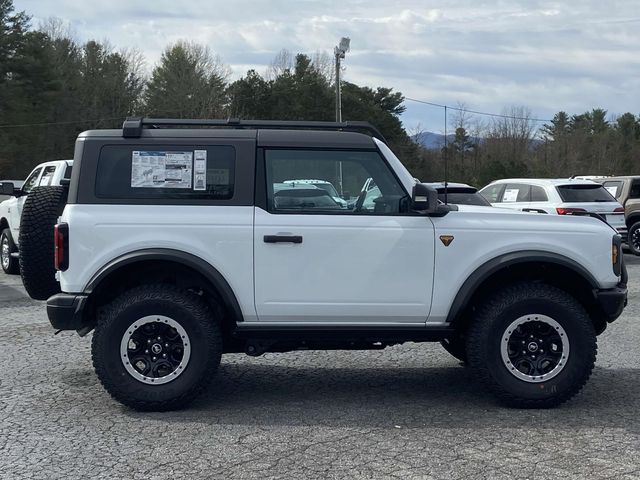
[1,257,640,479]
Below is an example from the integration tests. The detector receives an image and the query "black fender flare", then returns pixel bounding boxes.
[446,250,599,324]
[85,248,244,323]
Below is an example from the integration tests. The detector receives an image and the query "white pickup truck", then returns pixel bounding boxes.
[0,160,73,273]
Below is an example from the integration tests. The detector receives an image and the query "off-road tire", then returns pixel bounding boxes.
[628,221,640,256]
[19,186,68,300]
[1,228,19,274]
[92,284,223,411]
[440,336,467,363]
[466,283,596,408]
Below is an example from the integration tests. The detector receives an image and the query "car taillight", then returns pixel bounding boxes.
[54,223,69,271]
[556,207,587,215]
[613,207,624,213]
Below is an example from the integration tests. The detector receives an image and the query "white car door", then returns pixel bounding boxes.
[254,148,435,325]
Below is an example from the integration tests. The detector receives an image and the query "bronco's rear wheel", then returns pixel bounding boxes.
[92,284,222,411]
[466,283,596,408]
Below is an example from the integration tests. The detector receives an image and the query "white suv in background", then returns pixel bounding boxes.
[479,178,626,235]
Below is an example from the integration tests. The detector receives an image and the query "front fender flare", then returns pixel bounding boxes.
[446,250,599,324]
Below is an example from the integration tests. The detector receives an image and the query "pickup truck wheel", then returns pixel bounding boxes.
[18,186,68,299]
[1,229,19,274]
[92,284,222,411]
[440,337,467,363]
[628,222,640,256]
[466,283,596,408]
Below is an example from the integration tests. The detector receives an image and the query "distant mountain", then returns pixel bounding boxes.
[412,132,451,149]
[412,131,542,150]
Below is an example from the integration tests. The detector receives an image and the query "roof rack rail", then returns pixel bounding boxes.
[122,117,387,142]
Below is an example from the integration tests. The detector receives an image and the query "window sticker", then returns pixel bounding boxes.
[131,151,193,189]
[193,150,207,191]
[502,188,519,202]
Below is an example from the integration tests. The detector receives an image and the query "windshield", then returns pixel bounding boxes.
[556,184,616,203]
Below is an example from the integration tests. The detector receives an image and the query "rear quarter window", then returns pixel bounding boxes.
[556,184,615,202]
[95,145,235,200]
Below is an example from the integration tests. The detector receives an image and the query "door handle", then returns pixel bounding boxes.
[263,235,303,244]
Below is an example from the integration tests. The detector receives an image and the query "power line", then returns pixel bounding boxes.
[404,97,553,123]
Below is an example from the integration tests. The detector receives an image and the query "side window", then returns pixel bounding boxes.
[265,150,408,214]
[603,181,623,198]
[39,166,57,186]
[22,167,42,194]
[95,146,235,200]
[480,184,504,203]
[530,185,548,202]
[502,183,531,202]
[629,181,640,199]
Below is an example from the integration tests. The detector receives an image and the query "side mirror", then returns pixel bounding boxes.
[411,183,439,213]
[1,182,15,196]
[411,183,456,216]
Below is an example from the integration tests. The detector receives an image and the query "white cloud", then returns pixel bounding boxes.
[15,0,640,131]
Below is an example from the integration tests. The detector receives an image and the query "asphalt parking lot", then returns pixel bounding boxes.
[1,257,640,480]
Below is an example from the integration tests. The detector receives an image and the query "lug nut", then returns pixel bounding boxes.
[152,356,157,361]
[162,353,167,358]
[157,336,162,341]
[165,343,169,348]
[145,349,149,354]
[147,339,152,344]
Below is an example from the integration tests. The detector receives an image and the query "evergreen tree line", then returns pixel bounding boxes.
[1,0,639,188]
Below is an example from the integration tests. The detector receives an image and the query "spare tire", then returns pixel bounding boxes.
[19,186,68,300]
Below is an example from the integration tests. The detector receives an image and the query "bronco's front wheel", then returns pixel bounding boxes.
[92,284,222,411]
[466,283,597,408]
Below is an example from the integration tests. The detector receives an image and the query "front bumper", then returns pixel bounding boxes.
[47,293,88,331]
[595,285,627,322]
[595,258,628,323]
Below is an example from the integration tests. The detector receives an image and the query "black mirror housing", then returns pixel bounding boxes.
[411,183,439,213]
[411,183,456,216]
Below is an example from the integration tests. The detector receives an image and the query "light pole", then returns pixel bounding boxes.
[334,37,350,123]
[334,37,350,197]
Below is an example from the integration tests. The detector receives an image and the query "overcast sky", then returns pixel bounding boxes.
[17,0,640,133]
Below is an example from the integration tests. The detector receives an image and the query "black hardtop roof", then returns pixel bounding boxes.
[119,117,386,142]
[78,118,382,149]
[77,127,377,149]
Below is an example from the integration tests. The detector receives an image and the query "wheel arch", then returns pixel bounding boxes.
[0,217,9,232]
[447,250,605,333]
[84,249,244,333]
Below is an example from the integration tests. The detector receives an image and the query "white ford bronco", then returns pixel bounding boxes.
[30,118,627,411]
